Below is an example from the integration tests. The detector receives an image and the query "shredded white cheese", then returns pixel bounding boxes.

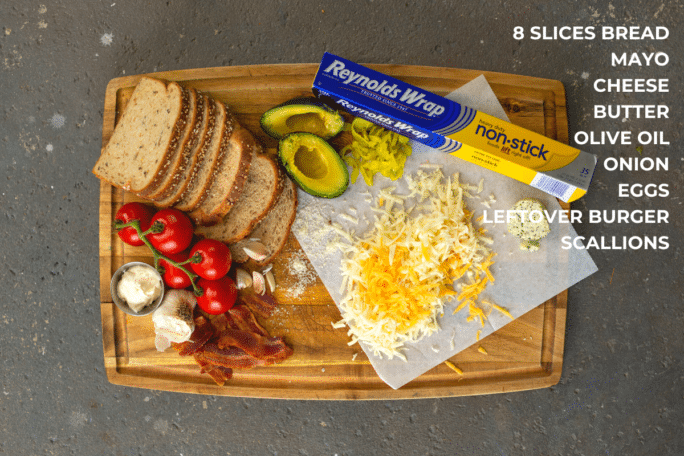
[334,169,493,360]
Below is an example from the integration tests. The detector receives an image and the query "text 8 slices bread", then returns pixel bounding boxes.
[195,153,285,244]
[93,77,189,193]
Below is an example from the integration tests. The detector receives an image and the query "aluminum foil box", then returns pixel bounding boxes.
[312,52,596,202]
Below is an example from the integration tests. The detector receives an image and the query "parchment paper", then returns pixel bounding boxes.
[292,75,598,389]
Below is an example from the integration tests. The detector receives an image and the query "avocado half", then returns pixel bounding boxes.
[278,132,349,198]
[261,97,345,140]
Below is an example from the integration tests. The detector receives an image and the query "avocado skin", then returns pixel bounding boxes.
[260,97,345,140]
[278,132,349,199]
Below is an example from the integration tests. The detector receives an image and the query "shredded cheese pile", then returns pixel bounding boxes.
[333,168,494,360]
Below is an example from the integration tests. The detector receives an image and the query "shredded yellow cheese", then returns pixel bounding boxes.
[334,169,492,360]
[444,361,463,374]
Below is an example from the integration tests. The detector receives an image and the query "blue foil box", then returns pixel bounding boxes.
[312,52,472,153]
[311,52,596,202]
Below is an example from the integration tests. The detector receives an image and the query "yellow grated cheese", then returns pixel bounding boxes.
[491,303,513,320]
[444,361,463,374]
[478,346,488,355]
[335,168,492,360]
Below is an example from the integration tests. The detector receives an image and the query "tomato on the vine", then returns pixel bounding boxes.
[158,250,193,289]
[196,276,238,315]
[189,239,232,280]
[147,208,194,254]
[115,202,155,246]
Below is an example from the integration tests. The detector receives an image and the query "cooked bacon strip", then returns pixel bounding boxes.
[193,354,233,386]
[228,305,270,337]
[196,343,267,369]
[173,316,214,356]
[171,293,290,385]
[206,366,233,386]
[216,329,292,363]
[211,313,237,332]
[194,353,215,374]
[240,293,278,319]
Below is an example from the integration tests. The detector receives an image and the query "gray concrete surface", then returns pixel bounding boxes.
[1,0,682,455]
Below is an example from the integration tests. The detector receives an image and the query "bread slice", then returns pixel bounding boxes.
[173,100,232,212]
[93,77,190,192]
[229,177,298,266]
[153,93,211,207]
[141,88,200,199]
[188,121,256,226]
[195,153,285,243]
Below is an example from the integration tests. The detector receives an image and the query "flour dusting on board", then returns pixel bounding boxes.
[282,250,318,299]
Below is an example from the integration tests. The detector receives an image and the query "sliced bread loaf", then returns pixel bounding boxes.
[153,93,211,207]
[141,88,201,200]
[195,153,285,243]
[188,122,256,226]
[93,77,190,193]
[229,177,298,266]
[173,99,232,212]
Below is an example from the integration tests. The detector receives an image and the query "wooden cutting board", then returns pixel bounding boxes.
[99,63,570,399]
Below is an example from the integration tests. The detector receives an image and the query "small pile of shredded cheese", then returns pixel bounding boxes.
[333,168,494,360]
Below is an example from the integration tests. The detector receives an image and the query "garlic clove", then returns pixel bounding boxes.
[252,271,266,295]
[243,241,269,262]
[235,268,252,289]
[265,270,276,293]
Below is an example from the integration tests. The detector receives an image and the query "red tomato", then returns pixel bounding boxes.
[115,202,155,246]
[147,208,194,254]
[158,250,193,289]
[189,239,232,280]
[196,276,237,315]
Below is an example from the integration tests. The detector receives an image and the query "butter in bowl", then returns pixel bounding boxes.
[110,262,164,316]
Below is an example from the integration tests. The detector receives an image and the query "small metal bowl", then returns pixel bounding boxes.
[110,262,165,316]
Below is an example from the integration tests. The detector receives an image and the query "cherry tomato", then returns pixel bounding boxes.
[115,202,155,246]
[158,250,193,289]
[196,276,237,315]
[189,239,232,280]
[147,208,194,254]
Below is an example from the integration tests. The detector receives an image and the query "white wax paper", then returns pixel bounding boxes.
[292,75,598,389]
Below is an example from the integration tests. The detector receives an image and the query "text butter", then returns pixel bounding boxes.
[312,53,597,202]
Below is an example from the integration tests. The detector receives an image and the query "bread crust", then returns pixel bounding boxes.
[229,177,298,267]
[195,152,286,243]
[93,77,188,193]
[139,87,198,198]
[189,122,255,226]
[173,100,231,212]
[153,93,211,207]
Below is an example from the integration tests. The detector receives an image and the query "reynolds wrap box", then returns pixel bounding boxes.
[312,52,596,202]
